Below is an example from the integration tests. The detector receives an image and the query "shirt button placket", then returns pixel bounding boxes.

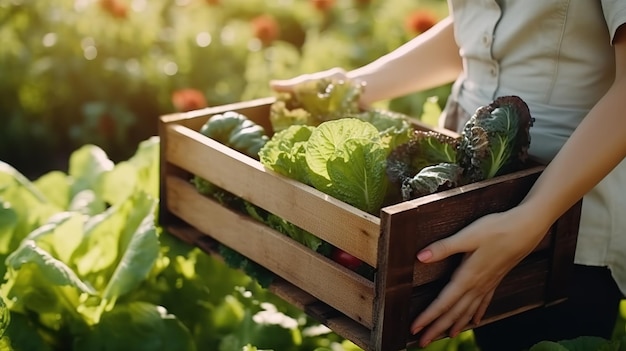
[490,61,499,78]
[482,33,492,47]
[484,0,501,96]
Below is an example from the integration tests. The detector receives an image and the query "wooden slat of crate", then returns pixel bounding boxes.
[160,97,277,135]
[166,174,376,328]
[164,123,381,268]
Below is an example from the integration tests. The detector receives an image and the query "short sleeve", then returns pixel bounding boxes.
[601,0,626,43]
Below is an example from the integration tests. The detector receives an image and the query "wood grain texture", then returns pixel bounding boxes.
[166,175,375,327]
[165,123,381,267]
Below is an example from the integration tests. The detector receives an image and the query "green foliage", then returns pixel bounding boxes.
[529,335,626,351]
[0,138,167,350]
[0,0,450,178]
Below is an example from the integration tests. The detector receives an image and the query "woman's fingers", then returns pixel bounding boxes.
[269,67,348,92]
[473,288,495,325]
[410,261,476,334]
[417,222,482,264]
[413,282,482,346]
[449,293,485,337]
[412,266,501,346]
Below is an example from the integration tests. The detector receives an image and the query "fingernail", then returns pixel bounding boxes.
[420,339,432,347]
[417,249,432,262]
[410,325,422,335]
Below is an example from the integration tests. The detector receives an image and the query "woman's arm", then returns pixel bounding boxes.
[410,24,626,347]
[347,15,462,105]
[270,16,462,105]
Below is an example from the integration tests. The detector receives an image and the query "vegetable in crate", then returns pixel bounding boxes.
[386,95,534,201]
[260,118,390,215]
[386,130,463,201]
[269,78,364,132]
[304,118,389,215]
[192,111,270,209]
[258,124,315,186]
[459,95,534,182]
[199,111,269,159]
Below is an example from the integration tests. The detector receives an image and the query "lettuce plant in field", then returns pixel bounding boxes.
[0,138,194,350]
[0,137,352,351]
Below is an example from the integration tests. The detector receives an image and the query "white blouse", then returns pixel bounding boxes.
[441,0,626,294]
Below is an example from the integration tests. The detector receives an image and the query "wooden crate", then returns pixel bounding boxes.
[158,97,582,351]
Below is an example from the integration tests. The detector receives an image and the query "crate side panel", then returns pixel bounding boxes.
[166,174,376,327]
[383,168,544,286]
[371,167,550,350]
[164,124,381,267]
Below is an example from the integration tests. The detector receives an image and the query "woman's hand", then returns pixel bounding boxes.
[410,204,549,347]
[269,67,350,93]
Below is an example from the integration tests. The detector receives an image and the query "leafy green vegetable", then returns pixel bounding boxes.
[68,144,115,200]
[193,111,269,214]
[199,111,269,159]
[99,209,159,312]
[0,202,17,256]
[0,139,170,349]
[218,245,275,289]
[305,118,388,214]
[258,125,315,185]
[386,130,459,183]
[269,78,364,133]
[386,96,534,200]
[399,163,464,201]
[458,95,534,182]
[348,108,413,150]
[5,240,96,296]
[73,302,196,351]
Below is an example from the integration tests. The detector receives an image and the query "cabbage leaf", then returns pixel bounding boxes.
[305,119,388,214]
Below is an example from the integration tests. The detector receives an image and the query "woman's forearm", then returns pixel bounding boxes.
[346,16,462,105]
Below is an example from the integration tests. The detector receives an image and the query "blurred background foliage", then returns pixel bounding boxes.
[0,0,450,179]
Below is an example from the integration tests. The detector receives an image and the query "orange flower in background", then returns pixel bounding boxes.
[205,0,220,5]
[172,89,208,112]
[311,0,336,13]
[100,0,128,19]
[405,9,438,35]
[251,14,280,47]
[98,113,116,139]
